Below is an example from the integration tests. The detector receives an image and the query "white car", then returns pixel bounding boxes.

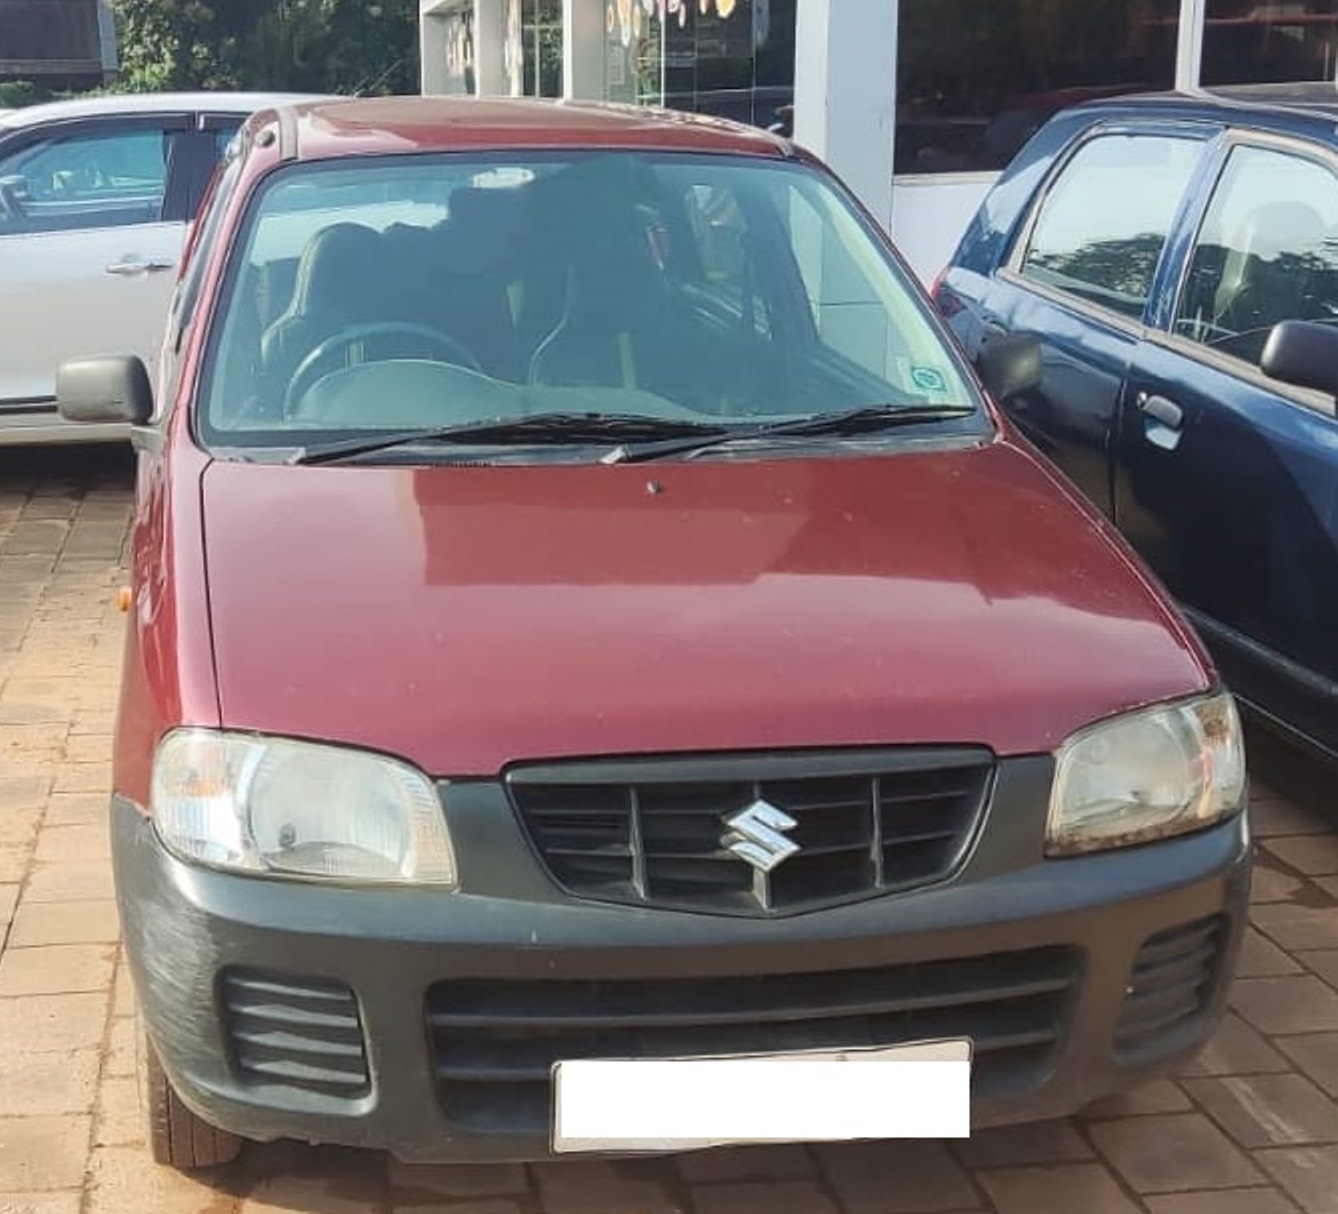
[0,92,320,445]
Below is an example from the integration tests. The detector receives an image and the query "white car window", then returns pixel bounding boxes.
[0,127,172,234]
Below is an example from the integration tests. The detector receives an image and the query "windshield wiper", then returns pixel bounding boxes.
[287,413,731,466]
[600,403,977,464]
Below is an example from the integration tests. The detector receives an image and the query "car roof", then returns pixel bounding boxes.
[254,95,792,162]
[1071,82,1338,124]
[0,91,329,132]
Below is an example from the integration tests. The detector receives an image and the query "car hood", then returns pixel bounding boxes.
[200,439,1210,775]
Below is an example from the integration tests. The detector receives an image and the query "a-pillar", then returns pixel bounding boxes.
[792,0,898,234]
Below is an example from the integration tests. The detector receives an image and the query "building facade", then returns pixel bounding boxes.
[420,0,1338,280]
[0,0,116,93]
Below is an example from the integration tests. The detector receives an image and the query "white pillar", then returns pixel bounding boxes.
[563,0,605,101]
[475,0,509,95]
[419,5,450,94]
[1176,0,1207,91]
[793,0,897,234]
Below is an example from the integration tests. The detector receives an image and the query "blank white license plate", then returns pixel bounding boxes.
[551,1039,971,1153]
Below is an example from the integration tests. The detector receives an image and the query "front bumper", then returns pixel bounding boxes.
[113,769,1250,1163]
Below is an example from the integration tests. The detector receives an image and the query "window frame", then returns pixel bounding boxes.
[1001,119,1216,329]
[189,147,989,454]
[0,111,196,237]
[1152,125,1338,417]
[1006,122,1210,323]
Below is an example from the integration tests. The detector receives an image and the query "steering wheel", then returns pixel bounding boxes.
[285,322,483,416]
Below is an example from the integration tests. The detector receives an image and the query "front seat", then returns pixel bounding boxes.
[1213,201,1330,360]
[260,222,386,402]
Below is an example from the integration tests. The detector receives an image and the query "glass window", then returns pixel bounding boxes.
[896,0,1181,175]
[635,0,793,129]
[1020,134,1203,318]
[0,127,173,234]
[521,0,563,98]
[1202,0,1338,86]
[200,151,982,450]
[1174,144,1338,365]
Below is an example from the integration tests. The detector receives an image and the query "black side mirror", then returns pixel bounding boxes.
[1261,320,1338,398]
[976,330,1042,404]
[56,356,153,426]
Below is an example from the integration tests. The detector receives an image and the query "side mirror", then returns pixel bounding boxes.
[976,330,1042,404]
[1261,320,1338,398]
[56,356,153,426]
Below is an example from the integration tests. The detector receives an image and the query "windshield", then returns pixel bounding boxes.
[198,150,984,453]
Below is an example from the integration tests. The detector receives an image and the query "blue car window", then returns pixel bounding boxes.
[1020,134,1203,320]
[1174,144,1338,367]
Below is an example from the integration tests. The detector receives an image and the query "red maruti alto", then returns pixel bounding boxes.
[55,97,1250,1171]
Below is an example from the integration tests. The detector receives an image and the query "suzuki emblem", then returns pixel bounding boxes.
[722,799,800,873]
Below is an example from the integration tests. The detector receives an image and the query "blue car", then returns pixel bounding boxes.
[935,83,1338,766]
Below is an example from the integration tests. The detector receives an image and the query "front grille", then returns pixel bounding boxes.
[509,749,993,915]
[425,946,1078,1133]
[220,969,370,1097]
[1114,916,1227,1059]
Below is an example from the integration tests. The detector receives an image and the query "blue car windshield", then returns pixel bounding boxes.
[198,150,983,447]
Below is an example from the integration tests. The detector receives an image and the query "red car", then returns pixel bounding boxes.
[57,96,1249,1170]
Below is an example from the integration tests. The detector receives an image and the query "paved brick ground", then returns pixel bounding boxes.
[3,444,1338,1214]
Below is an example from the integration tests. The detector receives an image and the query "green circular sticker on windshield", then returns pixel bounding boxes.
[911,366,948,393]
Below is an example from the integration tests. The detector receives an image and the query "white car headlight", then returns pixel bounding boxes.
[150,729,457,886]
[1046,693,1246,857]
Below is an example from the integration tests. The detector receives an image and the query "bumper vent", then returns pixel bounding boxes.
[1114,916,1227,1059]
[509,748,993,916]
[221,969,370,1097]
[426,945,1077,1133]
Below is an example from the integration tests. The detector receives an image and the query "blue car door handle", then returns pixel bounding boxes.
[1137,392,1184,430]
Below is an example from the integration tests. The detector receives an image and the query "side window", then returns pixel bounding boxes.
[1020,134,1204,319]
[1174,144,1338,367]
[0,127,178,234]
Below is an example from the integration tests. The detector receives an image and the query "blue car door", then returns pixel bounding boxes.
[1118,137,1338,757]
[949,124,1212,520]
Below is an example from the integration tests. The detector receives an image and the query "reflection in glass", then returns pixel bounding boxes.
[896,0,1180,175]
[1202,0,1338,86]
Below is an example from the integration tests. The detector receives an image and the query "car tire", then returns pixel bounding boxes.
[138,1019,243,1170]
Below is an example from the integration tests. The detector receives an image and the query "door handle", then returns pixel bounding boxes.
[105,256,175,276]
[1137,392,1183,430]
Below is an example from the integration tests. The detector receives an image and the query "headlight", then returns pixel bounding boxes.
[150,729,457,886]
[1046,693,1245,857]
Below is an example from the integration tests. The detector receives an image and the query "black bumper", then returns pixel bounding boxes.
[113,773,1251,1163]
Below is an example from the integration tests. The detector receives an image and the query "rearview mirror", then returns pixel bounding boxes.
[1261,320,1338,398]
[976,330,1042,404]
[56,356,153,426]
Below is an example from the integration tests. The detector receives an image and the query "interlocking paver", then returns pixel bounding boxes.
[4,444,1338,1214]
[1183,1013,1291,1076]
[0,942,115,996]
[1087,1113,1264,1192]
[1262,835,1338,875]
[1232,977,1338,1036]
[8,900,121,947]
[1146,1191,1304,1214]
[1255,1145,1338,1214]
[0,1050,99,1118]
[818,1141,982,1213]
[1181,1074,1338,1148]
[976,1164,1142,1214]
[1275,1034,1338,1100]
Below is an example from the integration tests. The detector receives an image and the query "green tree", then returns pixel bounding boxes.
[110,0,242,91]
[108,0,419,95]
